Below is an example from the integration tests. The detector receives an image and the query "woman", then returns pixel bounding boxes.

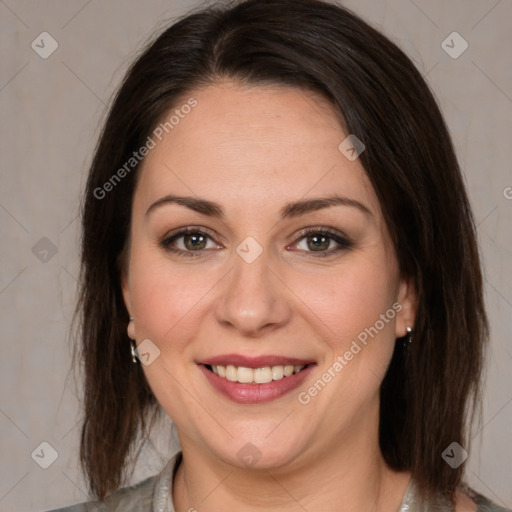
[48,0,510,510]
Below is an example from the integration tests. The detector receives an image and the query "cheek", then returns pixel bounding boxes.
[292,260,400,415]
[127,252,218,422]
[291,254,401,393]
[128,254,219,347]
[298,257,399,341]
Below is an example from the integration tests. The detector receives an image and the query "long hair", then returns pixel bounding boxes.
[76,0,488,501]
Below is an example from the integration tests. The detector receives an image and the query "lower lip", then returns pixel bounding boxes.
[199,364,315,404]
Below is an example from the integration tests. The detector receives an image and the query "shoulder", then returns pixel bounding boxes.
[44,452,181,512]
[454,487,477,512]
[456,486,512,512]
[43,472,157,511]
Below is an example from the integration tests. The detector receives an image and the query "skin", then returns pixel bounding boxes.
[121,82,474,511]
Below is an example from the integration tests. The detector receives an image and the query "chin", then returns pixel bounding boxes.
[207,427,310,471]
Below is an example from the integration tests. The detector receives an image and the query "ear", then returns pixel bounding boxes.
[395,274,418,338]
[120,267,136,340]
[121,270,131,315]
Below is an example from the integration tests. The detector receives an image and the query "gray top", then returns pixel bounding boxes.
[46,452,511,512]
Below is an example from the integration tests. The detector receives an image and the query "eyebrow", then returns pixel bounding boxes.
[145,193,372,219]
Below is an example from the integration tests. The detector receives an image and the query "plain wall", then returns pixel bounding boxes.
[0,0,510,510]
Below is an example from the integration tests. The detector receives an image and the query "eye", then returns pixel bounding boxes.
[161,227,222,256]
[161,226,353,258]
[290,228,353,256]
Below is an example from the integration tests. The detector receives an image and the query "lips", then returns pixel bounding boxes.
[208,363,306,384]
[197,354,315,404]
[200,354,313,368]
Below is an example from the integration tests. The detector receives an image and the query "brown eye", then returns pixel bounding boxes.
[290,228,354,257]
[183,233,207,250]
[160,227,222,257]
[306,234,331,251]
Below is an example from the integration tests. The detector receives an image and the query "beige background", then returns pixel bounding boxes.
[0,0,510,510]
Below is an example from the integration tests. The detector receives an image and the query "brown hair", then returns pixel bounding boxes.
[76,0,488,502]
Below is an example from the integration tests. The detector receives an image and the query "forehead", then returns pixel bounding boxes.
[135,82,380,219]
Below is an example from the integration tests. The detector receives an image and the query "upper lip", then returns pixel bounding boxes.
[198,354,315,368]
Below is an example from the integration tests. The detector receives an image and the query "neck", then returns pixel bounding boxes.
[173,420,410,512]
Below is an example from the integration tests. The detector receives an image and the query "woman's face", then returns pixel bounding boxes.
[122,82,416,469]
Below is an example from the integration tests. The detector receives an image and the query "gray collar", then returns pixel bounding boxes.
[152,453,450,512]
[152,451,181,512]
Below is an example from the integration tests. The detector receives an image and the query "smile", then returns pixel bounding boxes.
[207,364,307,384]
[198,354,315,404]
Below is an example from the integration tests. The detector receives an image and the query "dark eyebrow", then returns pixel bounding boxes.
[145,194,372,219]
[280,194,372,218]
[145,195,224,218]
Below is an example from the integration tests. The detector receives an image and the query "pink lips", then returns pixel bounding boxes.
[199,354,313,368]
[197,354,316,404]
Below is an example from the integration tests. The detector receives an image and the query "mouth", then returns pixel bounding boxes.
[197,355,315,404]
[204,363,309,384]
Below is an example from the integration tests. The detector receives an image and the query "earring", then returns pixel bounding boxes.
[128,317,138,363]
[130,340,138,363]
[405,326,414,346]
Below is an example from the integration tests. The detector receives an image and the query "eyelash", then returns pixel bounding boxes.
[160,226,354,258]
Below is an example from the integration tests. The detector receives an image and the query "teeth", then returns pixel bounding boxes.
[237,366,254,383]
[254,367,272,384]
[272,365,284,380]
[209,364,306,384]
[226,365,237,382]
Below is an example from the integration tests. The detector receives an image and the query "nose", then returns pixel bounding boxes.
[213,248,292,337]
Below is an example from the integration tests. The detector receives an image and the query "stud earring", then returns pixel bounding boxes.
[130,340,138,363]
[405,326,414,346]
[128,317,138,363]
